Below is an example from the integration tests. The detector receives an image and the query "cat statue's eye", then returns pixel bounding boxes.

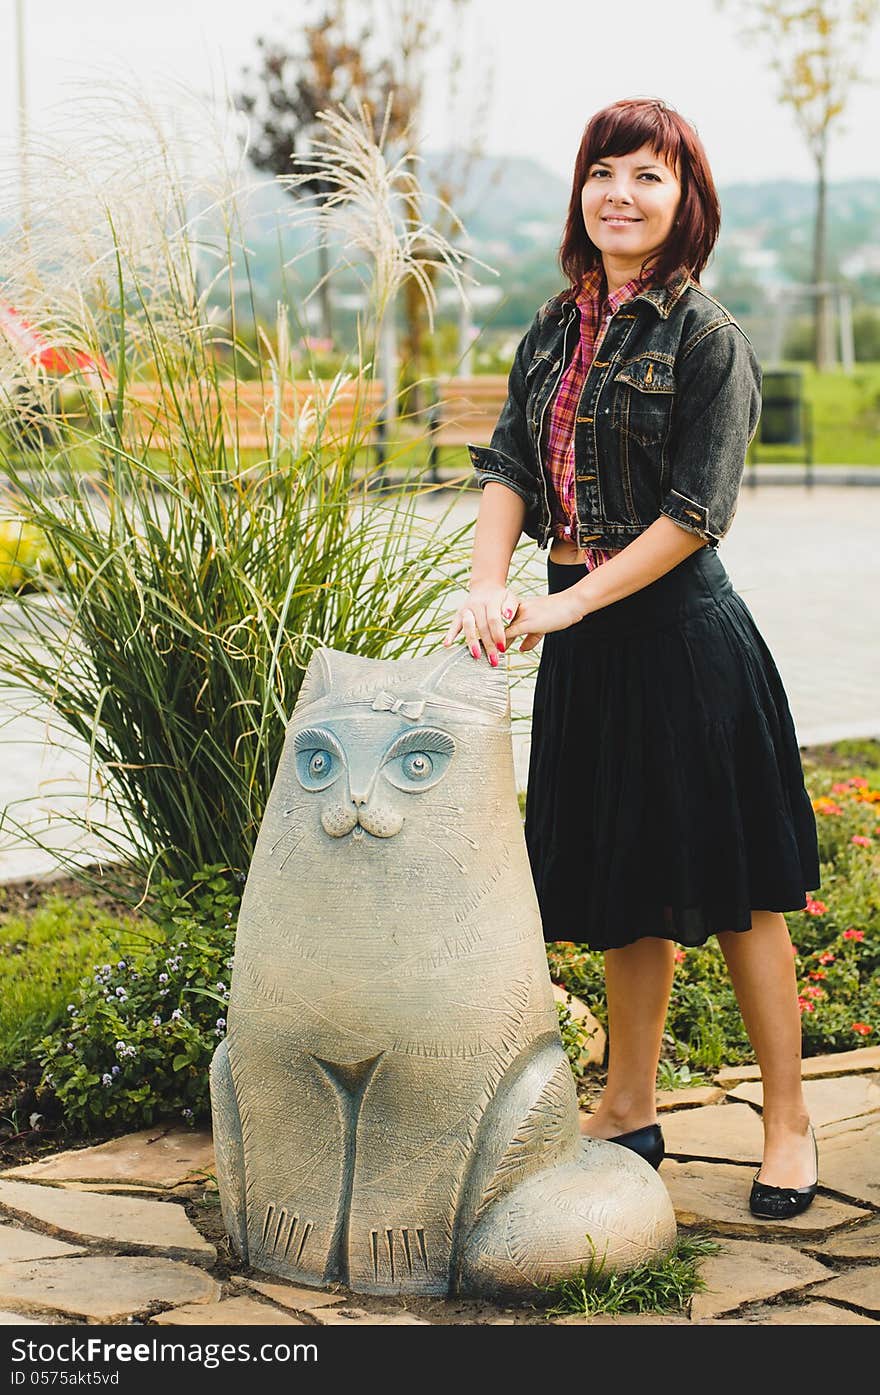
[292,727,344,791]
[382,727,455,793]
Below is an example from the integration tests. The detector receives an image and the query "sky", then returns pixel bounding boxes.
[1,0,880,205]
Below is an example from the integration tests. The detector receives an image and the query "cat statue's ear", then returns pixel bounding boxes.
[293,646,367,714]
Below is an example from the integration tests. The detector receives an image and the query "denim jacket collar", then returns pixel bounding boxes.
[557,266,693,323]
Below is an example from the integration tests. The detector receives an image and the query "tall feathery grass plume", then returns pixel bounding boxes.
[0,80,486,907]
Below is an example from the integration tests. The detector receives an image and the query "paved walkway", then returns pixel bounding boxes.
[0,1041,877,1325]
[0,483,878,881]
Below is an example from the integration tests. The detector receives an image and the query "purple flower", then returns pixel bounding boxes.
[111,1065,120,1076]
[66,1004,77,1013]
[101,1073,113,1086]
[66,1041,74,1050]
[152,1015,161,1027]
[171,1009,182,1021]
[182,1107,194,1120]
[115,987,127,1000]
[158,973,169,984]
[215,1017,226,1029]
[116,961,126,971]
[115,1040,127,1053]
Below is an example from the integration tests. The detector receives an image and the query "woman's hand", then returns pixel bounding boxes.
[442,581,522,666]
[503,590,587,653]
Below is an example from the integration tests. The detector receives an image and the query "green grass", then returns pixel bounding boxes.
[542,1233,722,1319]
[0,895,145,1071]
[751,362,880,465]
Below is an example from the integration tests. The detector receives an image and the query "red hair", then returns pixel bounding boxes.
[559,97,720,294]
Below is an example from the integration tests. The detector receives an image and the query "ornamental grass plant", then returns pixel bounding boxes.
[0,84,489,903]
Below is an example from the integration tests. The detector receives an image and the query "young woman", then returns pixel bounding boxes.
[442,98,822,1219]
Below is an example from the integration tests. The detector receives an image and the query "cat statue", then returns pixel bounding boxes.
[210,643,676,1297]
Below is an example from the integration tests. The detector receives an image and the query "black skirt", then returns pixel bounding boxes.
[524,548,821,951]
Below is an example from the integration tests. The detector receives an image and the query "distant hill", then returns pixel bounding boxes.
[4,151,877,345]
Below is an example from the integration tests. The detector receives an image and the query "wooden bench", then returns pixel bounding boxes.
[123,378,388,460]
[427,375,509,481]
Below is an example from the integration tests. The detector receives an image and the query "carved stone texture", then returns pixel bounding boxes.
[211,646,676,1297]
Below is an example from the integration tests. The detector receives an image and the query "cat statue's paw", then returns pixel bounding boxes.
[457,1137,677,1298]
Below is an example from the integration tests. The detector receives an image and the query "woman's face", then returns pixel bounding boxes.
[581,142,681,268]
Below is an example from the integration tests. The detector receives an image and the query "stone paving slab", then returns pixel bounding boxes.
[727,1075,880,1129]
[815,1119,880,1208]
[0,1256,220,1322]
[660,1103,764,1164]
[745,1301,876,1325]
[2,1127,215,1188]
[714,1047,880,1087]
[0,1179,215,1261]
[152,1297,305,1326]
[0,1224,85,1264]
[231,1276,345,1312]
[810,1267,880,1316]
[656,1086,725,1112]
[688,1238,832,1321]
[663,1160,870,1236]
[819,1215,880,1261]
[312,1306,430,1325]
[0,1311,49,1324]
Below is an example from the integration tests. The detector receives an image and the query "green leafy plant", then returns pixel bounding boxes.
[0,895,136,1071]
[555,999,601,1080]
[543,1233,721,1319]
[36,866,241,1134]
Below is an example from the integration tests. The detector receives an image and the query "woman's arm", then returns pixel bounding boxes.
[442,482,526,663]
[503,516,705,651]
[567,515,706,619]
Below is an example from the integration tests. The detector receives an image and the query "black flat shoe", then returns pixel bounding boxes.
[608,1123,665,1170]
[749,1124,819,1219]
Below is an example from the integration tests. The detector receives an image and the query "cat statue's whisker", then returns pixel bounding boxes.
[407,827,468,875]
[436,822,478,850]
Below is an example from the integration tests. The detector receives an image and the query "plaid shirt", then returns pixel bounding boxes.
[544,264,651,570]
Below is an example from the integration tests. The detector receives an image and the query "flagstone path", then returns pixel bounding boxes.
[0,1039,877,1327]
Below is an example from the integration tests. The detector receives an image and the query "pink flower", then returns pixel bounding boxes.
[790,943,799,955]
[851,1022,873,1036]
[842,928,865,942]
[804,895,827,916]
[850,778,869,788]
[851,834,872,848]
[802,984,826,999]
[808,969,827,980]
[818,951,836,965]
[673,949,686,963]
[797,997,815,1014]
[831,782,851,794]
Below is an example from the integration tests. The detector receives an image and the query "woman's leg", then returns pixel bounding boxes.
[717,910,815,1187]
[580,936,676,1138]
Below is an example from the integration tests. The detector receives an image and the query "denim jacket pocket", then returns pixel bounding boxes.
[611,356,676,446]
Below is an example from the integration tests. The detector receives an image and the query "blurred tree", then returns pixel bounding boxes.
[237,0,488,404]
[720,0,879,370]
[237,3,399,344]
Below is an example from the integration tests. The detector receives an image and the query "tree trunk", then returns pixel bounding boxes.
[317,236,333,345]
[813,148,834,372]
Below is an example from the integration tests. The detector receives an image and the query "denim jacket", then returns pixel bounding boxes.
[468,269,762,551]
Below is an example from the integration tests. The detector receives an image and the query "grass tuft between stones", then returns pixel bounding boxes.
[542,1232,722,1319]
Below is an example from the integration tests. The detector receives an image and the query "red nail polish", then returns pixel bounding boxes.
[490,654,498,667]
[471,645,479,658]
[498,642,506,653]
